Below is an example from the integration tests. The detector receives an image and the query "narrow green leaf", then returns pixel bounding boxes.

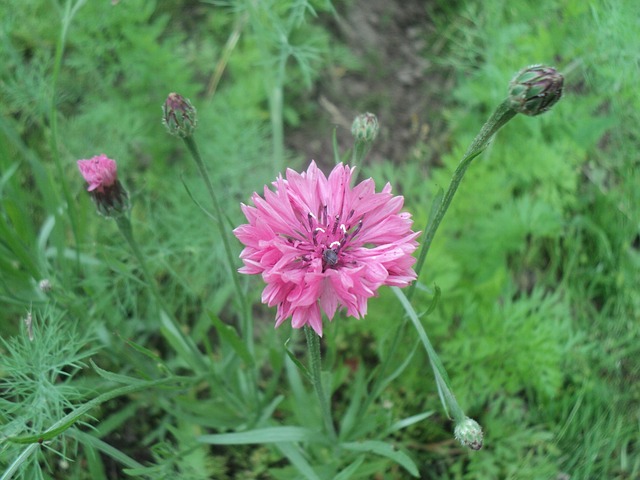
[424,284,441,316]
[332,127,341,165]
[334,456,365,480]
[91,360,148,386]
[210,314,254,366]
[275,442,322,480]
[372,340,419,399]
[158,310,207,372]
[0,444,38,480]
[70,431,144,471]
[386,411,434,435]
[392,286,463,421]
[198,426,320,445]
[341,440,419,477]
[180,174,217,222]
[284,338,311,382]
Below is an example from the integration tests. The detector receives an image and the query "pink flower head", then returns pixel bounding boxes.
[77,154,118,192]
[234,161,419,336]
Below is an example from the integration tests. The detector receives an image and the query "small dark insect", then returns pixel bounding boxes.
[322,248,339,267]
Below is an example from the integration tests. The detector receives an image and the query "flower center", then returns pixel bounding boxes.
[301,206,363,270]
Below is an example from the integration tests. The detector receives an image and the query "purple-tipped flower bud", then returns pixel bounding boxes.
[454,417,483,450]
[77,154,129,218]
[351,112,379,143]
[508,65,564,116]
[163,92,198,137]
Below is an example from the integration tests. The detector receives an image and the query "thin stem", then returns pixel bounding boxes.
[115,215,207,372]
[362,101,518,420]
[182,136,253,352]
[304,326,337,441]
[350,141,372,183]
[409,100,517,297]
[392,287,464,422]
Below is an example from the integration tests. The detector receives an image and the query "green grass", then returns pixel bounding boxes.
[1,0,639,479]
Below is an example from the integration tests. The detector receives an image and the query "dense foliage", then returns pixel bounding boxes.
[1,0,638,479]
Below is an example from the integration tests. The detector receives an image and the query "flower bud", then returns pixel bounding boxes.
[351,112,379,144]
[162,92,198,137]
[508,65,564,116]
[39,279,52,293]
[454,417,483,450]
[77,154,129,218]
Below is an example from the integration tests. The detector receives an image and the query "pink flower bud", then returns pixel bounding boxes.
[77,154,118,192]
[77,154,129,218]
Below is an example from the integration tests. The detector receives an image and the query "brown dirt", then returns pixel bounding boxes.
[286,0,454,169]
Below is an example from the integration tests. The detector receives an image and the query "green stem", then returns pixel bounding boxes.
[115,215,207,372]
[350,141,372,183]
[182,135,253,355]
[409,100,517,296]
[304,326,337,441]
[362,101,517,420]
[392,287,464,422]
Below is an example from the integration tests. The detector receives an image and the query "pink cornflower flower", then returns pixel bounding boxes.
[77,154,129,217]
[77,154,118,192]
[234,161,419,336]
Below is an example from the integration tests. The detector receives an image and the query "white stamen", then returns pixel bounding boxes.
[315,227,325,233]
[329,241,341,248]
[340,224,347,234]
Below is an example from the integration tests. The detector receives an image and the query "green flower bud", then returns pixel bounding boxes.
[351,112,379,143]
[508,65,564,116]
[454,417,483,450]
[163,92,198,137]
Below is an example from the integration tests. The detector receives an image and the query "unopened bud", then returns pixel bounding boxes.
[508,65,564,116]
[351,113,379,144]
[163,92,198,137]
[39,279,52,293]
[77,154,130,218]
[454,417,483,450]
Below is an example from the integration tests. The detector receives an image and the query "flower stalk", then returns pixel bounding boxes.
[114,214,207,372]
[77,154,206,372]
[163,93,253,354]
[181,134,254,354]
[304,325,337,441]
[393,66,562,449]
[410,100,517,290]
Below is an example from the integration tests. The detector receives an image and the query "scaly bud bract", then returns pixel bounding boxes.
[508,65,564,116]
[351,112,379,144]
[162,92,198,138]
[454,417,484,450]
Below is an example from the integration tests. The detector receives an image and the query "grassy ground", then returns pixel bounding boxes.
[1,0,638,479]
